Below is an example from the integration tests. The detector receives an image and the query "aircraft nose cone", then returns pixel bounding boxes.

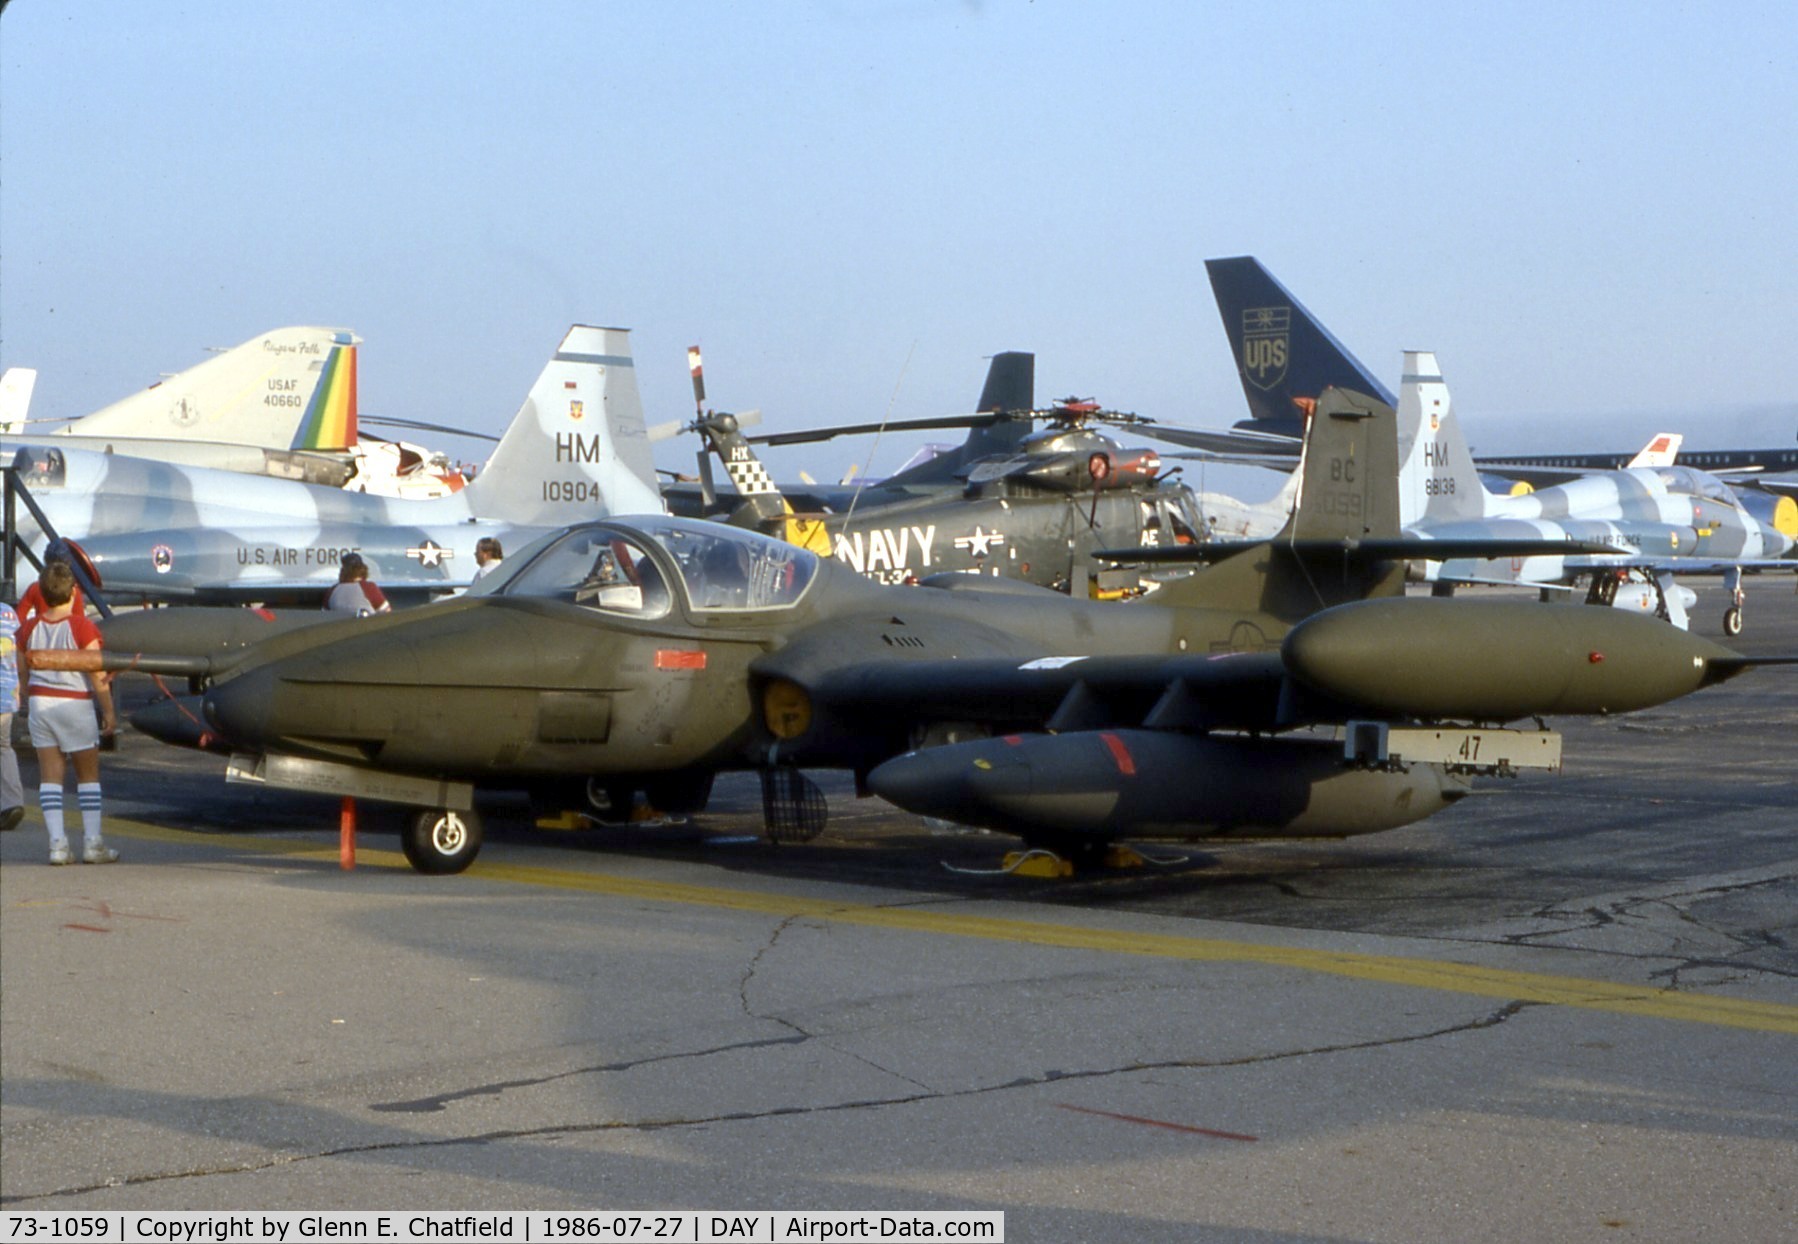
[870,741,1042,815]
[131,696,217,751]
[867,747,1022,820]
[869,736,1123,834]
[203,667,277,749]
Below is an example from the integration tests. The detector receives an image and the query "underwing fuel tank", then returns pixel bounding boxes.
[1282,598,1744,720]
[866,731,1466,840]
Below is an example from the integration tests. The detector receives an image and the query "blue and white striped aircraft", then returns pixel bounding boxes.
[5,326,665,605]
[1400,351,1797,634]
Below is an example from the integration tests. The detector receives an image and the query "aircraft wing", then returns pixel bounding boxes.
[94,571,475,608]
[1138,425,1302,457]
[1094,535,1623,566]
[795,650,1292,733]
[1559,555,1798,576]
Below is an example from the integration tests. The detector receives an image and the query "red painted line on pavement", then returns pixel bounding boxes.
[1056,1102,1258,1142]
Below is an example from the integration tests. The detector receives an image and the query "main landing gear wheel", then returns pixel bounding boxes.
[402,807,484,874]
[1723,606,1744,637]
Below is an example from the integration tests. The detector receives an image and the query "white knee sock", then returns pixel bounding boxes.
[40,784,66,849]
[77,782,103,846]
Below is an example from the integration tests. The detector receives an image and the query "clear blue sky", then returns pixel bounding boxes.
[3,0,1794,480]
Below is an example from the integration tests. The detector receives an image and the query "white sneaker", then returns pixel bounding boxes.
[82,844,119,865]
[49,844,74,865]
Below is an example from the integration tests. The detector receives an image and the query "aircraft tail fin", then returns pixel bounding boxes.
[695,411,790,529]
[59,327,362,450]
[1397,351,1488,525]
[462,326,665,523]
[962,350,1036,458]
[288,338,359,450]
[1152,386,1405,619]
[1205,257,1394,438]
[0,367,38,435]
[882,352,1036,488]
[1627,432,1682,468]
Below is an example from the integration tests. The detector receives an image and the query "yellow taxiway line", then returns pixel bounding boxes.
[82,818,1798,1036]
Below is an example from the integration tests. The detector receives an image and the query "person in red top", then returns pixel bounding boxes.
[17,567,85,626]
[20,562,116,865]
[324,553,391,615]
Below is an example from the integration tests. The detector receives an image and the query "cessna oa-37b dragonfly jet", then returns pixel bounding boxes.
[86,386,1783,875]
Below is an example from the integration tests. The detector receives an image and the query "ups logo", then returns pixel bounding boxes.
[1241,305,1290,391]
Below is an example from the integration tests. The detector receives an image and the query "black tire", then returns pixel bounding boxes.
[402,807,483,874]
[1723,606,1743,637]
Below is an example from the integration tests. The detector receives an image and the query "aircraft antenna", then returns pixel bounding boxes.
[840,340,916,535]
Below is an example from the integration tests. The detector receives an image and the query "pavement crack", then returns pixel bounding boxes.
[3,1002,1534,1205]
[365,1033,810,1114]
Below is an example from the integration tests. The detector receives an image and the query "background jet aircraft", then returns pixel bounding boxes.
[2,327,475,499]
[87,386,1738,875]
[1398,351,1797,633]
[4,325,665,604]
[2,327,361,485]
[1167,257,1798,493]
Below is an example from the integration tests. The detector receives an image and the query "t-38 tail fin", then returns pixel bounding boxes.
[463,325,665,524]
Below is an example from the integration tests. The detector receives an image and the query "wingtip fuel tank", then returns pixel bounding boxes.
[1281,598,1744,721]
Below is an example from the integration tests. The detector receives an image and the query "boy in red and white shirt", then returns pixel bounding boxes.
[20,562,116,865]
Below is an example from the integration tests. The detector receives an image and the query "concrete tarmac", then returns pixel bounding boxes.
[2,586,1795,1241]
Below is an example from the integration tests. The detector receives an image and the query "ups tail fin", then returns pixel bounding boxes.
[1205,257,1394,438]
[1151,387,1405,619]
[1397,351,1488,525]
[0,367,38,435]
[60,327,361,450]
[462,326,665,523]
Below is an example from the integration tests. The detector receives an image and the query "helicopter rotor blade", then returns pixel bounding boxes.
[697,448,717,509]
[688,345,707,416]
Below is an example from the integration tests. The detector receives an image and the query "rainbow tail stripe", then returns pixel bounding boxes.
[291,338,358,450]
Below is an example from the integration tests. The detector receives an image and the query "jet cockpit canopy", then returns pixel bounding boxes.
[493,517,820,616]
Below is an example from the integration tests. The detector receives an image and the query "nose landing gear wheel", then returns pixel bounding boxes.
[1723,605,1743,637]
[403,807,484,874]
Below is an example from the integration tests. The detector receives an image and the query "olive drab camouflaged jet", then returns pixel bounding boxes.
[83,384,1787,875]
[3,326,666,605]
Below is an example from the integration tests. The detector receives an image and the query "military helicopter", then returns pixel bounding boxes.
[674,349,1228,592]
